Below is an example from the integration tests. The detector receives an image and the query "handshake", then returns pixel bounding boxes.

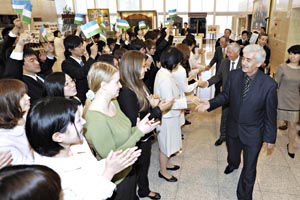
[197,80,209,88]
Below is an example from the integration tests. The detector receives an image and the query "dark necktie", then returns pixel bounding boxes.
[242,75,251,99]
[230,61,235,71]
[36,76,44,86]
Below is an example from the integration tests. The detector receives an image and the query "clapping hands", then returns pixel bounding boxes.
[137,113,160,134]
[103,147,142,180]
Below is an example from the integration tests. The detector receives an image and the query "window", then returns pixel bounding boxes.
[141,0,164,12]
[118,0,139,11]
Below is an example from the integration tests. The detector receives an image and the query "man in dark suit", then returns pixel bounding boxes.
[200,42,242,146]
[206,37,228,96]
[180,22,190,36]
[197,44,277,200]
[215,28,234,48]
[256,33,270,75]
[62,35,97,104]
[236,30,250,56]
[4,32,56,103]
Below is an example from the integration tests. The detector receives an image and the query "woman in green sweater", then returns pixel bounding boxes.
[84,62,159,200]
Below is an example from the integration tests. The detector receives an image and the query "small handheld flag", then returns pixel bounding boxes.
[164,20,172,27]
[116,19,130,30]
[40,25,48,41]
[138,21,146,29]
[100,32,107,41]
[168,9,177,18]
[11,0,30,14]
[74,13,84,25]
[22,2,32,24]
[80,20,101,39]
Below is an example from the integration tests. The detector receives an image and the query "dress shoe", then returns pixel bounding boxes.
[166,165,180,171]
[184,120,191,125]
[139,192,161,200]
[214,138,225,146]
[278,124,288,130]
[224,165,237,174]
[287,144,295,159]
[158,171,177,182]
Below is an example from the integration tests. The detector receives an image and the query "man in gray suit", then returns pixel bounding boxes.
[200,42,242,146]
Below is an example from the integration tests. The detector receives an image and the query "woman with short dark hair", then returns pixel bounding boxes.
[26,97,142,200]
[0,165,62,200]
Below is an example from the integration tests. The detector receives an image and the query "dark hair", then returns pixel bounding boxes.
[0,165,61,200]
[182,38,195,47]
[44,72,66,97]
[242,30,248,35]
[1,26,13,39]
[26,97,78,157]
[225,28,232,34]
[144,31,158,40]
[260,27,266,32]
[144,39,155,50]
[114,48,128,60]
[0,79,27,129]
[63,35,83,58]
[160,47,183,71]
[53,30,60,37]
[98,54,118,66]
[107,38,116,46]
[129,39,146,51]
[286,44,300,64]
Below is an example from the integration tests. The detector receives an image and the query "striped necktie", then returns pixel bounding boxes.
[242,75,251,99]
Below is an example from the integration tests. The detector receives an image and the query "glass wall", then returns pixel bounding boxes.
[62,0,251,38]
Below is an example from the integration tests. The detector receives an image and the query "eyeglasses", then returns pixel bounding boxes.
[64,79,76,87]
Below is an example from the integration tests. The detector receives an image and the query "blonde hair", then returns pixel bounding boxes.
[83,62,118,116]
[119,50,149,112]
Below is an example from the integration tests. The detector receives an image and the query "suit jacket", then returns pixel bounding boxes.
[208,69,277,145]
[180,28,191,36]
[62,56,95,104]
[4,56,56,103]
[209,46,225,73]
[208,57,242,88]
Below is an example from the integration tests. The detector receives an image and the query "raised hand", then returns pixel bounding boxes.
[136,113,160,134]
[102,147,142,180]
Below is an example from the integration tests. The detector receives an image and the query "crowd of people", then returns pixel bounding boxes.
[0,18,299,200]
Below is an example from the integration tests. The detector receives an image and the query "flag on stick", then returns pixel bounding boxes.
[116,19,130,30]
[168,9,177,18]
[74,13,84,25]
[11,0,30,14]
[22,2,32,24]
[138,21,146,29]
[40,25,48,41]
[164,20,172,27]
[80,20,101,39]
[100,32,107,41]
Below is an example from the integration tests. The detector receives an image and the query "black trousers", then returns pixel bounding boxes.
[135,139,152,197]
[108,168,139,200]
[226,136,262,200]
[219,106,229,139]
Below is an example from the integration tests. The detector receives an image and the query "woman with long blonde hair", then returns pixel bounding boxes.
[84,62,159,200]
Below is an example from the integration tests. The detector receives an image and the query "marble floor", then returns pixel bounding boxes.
[141,40,300,200]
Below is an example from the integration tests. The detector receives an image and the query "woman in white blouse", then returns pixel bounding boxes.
[154,47,200,182]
